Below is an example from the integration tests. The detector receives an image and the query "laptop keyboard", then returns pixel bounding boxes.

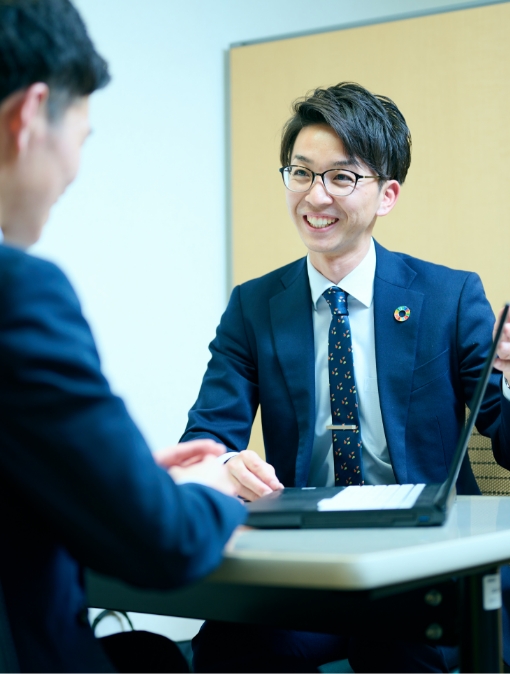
[317,484,426,511]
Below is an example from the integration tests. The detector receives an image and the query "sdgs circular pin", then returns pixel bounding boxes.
[394,306,411,322]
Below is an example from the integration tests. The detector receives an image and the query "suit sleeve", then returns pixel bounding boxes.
[0,253,246,589]
[455,271,510,469]
[181,285,259,453]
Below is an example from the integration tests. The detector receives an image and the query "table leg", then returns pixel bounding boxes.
[460,565,502,673]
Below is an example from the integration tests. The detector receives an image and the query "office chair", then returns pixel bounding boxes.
[0,579,19,673]
[468,428,510,495]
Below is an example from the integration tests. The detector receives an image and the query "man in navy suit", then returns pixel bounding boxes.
[183,83,510,672]
[0,1,246,672]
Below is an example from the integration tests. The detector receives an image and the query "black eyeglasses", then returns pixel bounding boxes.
[279,165,383,197]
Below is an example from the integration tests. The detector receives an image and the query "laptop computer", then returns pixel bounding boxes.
[247,303,509,529]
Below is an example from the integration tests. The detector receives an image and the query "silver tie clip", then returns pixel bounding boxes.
[326,424,358,431]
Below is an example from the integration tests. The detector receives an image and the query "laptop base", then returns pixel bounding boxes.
[247,485,447,529]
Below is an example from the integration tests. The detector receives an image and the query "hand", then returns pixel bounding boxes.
[225,450,284,501]
[493,306,510,384]
[169,455,238,497]
[154,439,226,469]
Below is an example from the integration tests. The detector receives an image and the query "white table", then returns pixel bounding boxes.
[87,496,510,672]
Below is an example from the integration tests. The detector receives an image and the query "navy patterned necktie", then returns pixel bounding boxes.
[323,287,364,486]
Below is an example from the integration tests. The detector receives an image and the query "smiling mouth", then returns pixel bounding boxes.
[305,215,338,229]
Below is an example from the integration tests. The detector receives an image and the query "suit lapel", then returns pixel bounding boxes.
[269,260,315,487]
[373,242,424,483]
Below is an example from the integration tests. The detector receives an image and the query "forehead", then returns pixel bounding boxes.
[292,124,345,158]
[291,124,361,170]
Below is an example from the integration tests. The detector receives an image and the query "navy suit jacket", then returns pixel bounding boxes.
[182,240,510,661]
[183,241,510,487]
[0,245,246,673]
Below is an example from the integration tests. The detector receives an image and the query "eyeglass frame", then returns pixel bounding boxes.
[279,165,385,197]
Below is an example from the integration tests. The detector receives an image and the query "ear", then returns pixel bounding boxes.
[376,179,400,217]
[3,83,50,155]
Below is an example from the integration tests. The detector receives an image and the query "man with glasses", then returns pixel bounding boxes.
[183,82,510,672]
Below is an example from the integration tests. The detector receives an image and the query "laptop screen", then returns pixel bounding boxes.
[436,303,509,506]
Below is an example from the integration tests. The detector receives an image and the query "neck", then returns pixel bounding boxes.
[309,240,371,284]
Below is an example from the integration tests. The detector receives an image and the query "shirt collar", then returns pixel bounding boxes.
[307,238,376,310]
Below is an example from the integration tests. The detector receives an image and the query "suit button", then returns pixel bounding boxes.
[77,607,89,626]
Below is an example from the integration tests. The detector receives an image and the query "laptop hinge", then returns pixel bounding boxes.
[433,483,456,510]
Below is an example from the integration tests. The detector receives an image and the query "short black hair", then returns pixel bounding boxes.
[280,82,411,184]
[0,0,110,118]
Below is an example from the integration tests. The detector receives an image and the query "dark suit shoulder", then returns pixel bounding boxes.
[0,244,247,592]
[0,243,70,277]
[236,258,306,299]
[374,241,478,296]
[396,250,474,279]
[0,245,98,379]
[0,245,82,315]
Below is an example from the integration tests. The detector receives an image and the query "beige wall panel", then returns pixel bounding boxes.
[230,3,510,457]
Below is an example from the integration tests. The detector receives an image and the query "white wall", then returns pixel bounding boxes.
[34,0,500,643]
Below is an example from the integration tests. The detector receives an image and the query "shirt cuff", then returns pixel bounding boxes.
[217,451,240,464]
[502,376,510,401]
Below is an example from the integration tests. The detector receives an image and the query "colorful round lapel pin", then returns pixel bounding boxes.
[394,306,411,322]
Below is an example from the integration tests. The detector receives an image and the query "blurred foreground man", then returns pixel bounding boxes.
[183,82,510,672]
[0,1,246,672]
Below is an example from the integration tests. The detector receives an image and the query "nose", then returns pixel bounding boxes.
[305,178,333,206]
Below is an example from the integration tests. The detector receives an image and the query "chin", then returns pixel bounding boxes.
[30,211,51,246]
[22,223,46,249]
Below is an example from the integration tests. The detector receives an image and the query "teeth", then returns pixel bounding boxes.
[307,216,336,228]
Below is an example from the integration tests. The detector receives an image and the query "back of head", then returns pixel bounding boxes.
[0,0,110,117]
[280,82,412,184]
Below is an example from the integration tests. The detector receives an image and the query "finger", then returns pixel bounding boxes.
[493,315,510,364]
[496,341,510,360]
[242,451,284,490]
[175,452,223,468]
[493,357,510,374]
[169,460,239,497]
[227,472,267,502]
[496,332,510,362]
[168,465,185,481]
[168,457,217,477]
[168,455,220,477]
[228,458,275,499]
[154,440,225,467]
[494,307,510,341]
[159,440,225,464]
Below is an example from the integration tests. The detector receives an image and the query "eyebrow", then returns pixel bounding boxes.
[292,154,360,168]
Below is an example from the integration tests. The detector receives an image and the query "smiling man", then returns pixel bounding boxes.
[182,82,510,673]
[282,124,398,278]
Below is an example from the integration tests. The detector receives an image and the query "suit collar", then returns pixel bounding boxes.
[374,239,417,289]
[271,260,315,487]
[307,239,376,310]
[280,257,307,289]
[274,245,424,485]
[373,240,423,483]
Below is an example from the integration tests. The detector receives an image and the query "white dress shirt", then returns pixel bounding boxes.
[307,239,395,487]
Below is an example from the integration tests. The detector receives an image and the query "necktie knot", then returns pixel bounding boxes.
[323,286,348,316]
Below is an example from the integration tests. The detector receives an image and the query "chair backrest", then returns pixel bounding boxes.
[0,580,19,673]
[468,427,510,495]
